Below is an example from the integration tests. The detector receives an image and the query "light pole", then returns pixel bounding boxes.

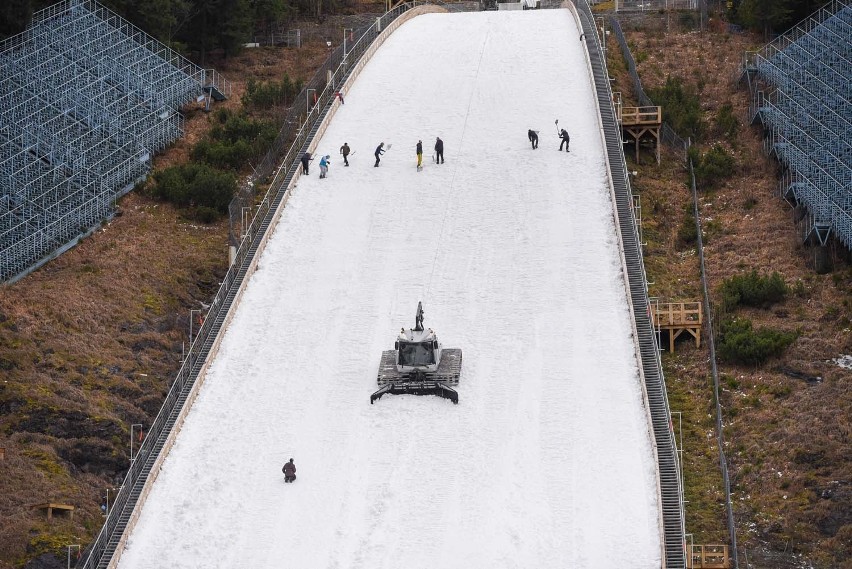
[241,206,253,240]
[189,308,201,346]
[103,486,120,516]
[130,423,143,463]
[66,544,80,569]
[306,88,317,115]
[343,28,353,58]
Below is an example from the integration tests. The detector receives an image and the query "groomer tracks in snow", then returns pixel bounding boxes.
[116,9,662,569]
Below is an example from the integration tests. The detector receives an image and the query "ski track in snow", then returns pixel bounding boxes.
[118,10,661,569]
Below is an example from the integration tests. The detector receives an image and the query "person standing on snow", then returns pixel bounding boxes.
[434,137,444,164]
[282,458,297,483]
[416,140,423,171]
[340,143,351,167]
[301,151,312,175]
[374,142,385,167]
[559,128,570,152]
[528,129,539,149]
[319,155,330,178]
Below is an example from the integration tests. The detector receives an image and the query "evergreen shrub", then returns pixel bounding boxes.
[717,318,796,365]
[719,270,788,309]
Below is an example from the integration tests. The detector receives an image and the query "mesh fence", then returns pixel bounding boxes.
[609,9,739,568]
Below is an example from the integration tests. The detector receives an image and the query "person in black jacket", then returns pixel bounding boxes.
[340,143,351,166]
[528,129,539,149]
[559,129,570,152]
[374,143,385,167]
[434,137,444,164]
[301,152,312,174]
[282,458,297,483]
[416,140,423,171]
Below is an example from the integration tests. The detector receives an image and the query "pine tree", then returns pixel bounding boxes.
[738,0,793,39]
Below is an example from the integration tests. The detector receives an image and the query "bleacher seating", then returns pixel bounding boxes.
[0,0,229,283]
[749,0,852,248]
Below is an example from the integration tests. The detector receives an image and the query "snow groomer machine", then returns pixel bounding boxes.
[371,302,462,404]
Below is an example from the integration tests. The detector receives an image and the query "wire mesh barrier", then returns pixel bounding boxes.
[572,1,686,566]
[0,0,230,285]
[615,0,698,10]
[608,16,689,160]
[609,10,742,567]
[689,158,740,569]
[744,0,852,251]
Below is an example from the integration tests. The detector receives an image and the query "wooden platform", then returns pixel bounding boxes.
[32,503,74,520]
[651,301,702,353]
[688,544,730,568]
[618,105,662,164]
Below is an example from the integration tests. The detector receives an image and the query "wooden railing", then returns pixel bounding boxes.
[688,544,730,568]
[651,301,702,352]
[619,105,662,125]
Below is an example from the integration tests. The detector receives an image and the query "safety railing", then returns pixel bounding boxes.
[573,1,687,567]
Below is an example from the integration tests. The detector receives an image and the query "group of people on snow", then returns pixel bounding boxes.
[300,126,568,180]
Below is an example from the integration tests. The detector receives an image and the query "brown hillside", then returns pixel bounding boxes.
[609,9,852,569]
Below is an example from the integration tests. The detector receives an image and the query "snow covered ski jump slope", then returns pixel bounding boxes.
[118,9,661,569]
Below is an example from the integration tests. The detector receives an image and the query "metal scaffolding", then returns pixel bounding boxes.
[745,1,852,249]
[0,0,231,283]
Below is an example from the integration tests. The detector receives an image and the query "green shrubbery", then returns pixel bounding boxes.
[148,98,279,222]
[649,75,703,141]
[151,163,236,222]
[690,143,735,189]
[191,108,278,171]
[243,74,303,110]
[716,102,740,140]
[719,270,788,309]
[717,317,797,365]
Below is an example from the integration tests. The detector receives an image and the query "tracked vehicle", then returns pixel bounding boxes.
[370,302,462,404]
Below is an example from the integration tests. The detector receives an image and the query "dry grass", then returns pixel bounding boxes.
[611,13,852,569]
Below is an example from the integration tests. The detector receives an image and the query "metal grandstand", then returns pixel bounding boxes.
[744,0,852,250]
[0,0,230,284]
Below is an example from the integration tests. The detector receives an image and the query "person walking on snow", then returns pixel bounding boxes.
[559,128,570,152]
[528,129,539,149]
[282,458,297,483]
[374,142,385,167]
[434,137,444,164]
[301,151,312,175]
[416,140,423,171]
[319,155,330,178]
[340,143,351,166]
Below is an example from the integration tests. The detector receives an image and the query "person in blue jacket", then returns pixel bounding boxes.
[319,155,330,178]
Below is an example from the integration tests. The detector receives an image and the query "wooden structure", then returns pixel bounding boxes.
[32,503,75,520]
[651,301,702,353]
[688,544,730,568]
[618,105,662,164]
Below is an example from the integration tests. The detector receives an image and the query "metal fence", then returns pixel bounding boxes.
[609,9,740,568]
[573,1,687,566]
[608,16,690,159]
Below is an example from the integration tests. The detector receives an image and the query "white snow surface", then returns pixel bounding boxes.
[118,10,661,569]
